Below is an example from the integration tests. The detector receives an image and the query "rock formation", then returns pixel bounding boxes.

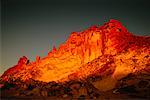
[0,19,150,99]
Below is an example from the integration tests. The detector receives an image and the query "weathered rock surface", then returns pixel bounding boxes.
[0,19,150,99]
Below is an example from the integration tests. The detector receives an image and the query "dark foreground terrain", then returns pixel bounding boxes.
[1,73,150,100]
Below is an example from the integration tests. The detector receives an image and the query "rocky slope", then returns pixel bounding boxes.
[0,19,150,99]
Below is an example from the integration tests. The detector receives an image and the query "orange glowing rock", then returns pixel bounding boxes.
[1,19,150,84]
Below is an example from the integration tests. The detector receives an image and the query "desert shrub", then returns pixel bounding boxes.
[1,82,15,90]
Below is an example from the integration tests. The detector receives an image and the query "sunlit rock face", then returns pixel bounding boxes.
[1,19,150,84]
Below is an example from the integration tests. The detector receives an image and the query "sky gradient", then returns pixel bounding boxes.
[1,0,150,74]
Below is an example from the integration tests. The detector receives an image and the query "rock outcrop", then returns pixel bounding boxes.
[0,19,150,99]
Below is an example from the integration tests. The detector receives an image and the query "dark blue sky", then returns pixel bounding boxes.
[1,0,150,74]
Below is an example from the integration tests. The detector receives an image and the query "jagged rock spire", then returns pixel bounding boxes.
[52,45,57,53]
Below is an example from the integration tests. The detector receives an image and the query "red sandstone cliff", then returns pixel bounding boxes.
[1,19,150,83]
